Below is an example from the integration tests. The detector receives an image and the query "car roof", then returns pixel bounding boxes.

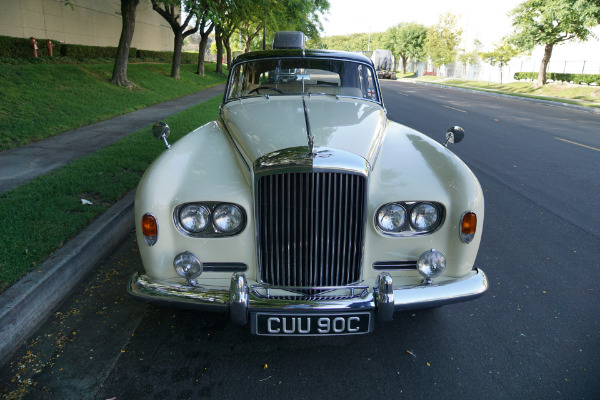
[232,49,373,66]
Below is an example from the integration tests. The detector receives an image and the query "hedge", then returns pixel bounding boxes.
[0,35,198,64]
[514,72,600,85]
[60,43,136,59]
[135,49,198,64]
[0,35,62,58]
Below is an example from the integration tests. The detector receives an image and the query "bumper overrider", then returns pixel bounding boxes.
[127,269,488,335]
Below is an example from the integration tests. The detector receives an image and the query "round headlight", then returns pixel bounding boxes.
[173,251,203,282]
[179,204,210,233]
[213,204,243,233]
[417,249,446,283]
[376,203,407,233]
[410,203,440,231]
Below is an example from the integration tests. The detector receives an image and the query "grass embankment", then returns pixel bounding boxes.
[0,96,222,292]
[0,62,227,292]
[0,62,227,151]
[412,77,600,108]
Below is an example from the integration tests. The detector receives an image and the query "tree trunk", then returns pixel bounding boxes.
[197,34,209,76]
[111,0,139,86]
[171,33,184,79]
[401,55,408,74]
[223,35,232,69]
[196,20,214,76]
[215,26,224,75]
[539,43,553,85]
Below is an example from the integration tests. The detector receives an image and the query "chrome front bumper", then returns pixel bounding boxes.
[127,269,488,327]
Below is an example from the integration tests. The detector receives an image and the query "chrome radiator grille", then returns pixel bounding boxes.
[257,172,366,287]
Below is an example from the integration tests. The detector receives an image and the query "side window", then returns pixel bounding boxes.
[359,65,378,102]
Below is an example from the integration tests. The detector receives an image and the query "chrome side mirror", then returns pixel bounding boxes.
[444,126,465,147]
[152,121,171,149]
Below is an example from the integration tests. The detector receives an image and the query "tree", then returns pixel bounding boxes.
[111,0,140,86]
[424,13,463,72]
[480,41,521,83]
[151,0,201,79]
[507,0,600,85]
[388,23,428,74]
[237,0,330,53]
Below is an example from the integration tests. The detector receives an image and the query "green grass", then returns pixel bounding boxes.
[412,77,600,107]
[0,62,227,151]
[0,96,222,293]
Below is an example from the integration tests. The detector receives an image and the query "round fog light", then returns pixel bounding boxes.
[173,251,203,283]
[417,249,446,284]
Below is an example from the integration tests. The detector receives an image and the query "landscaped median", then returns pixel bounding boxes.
[0,95,223,293]
[409,77,600,109]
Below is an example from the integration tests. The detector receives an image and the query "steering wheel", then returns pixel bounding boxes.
[249,86,284,95]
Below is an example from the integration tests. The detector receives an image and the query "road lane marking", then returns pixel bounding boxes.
[397,92,409,96]
[443,105,467,113]
[555,137,600,152]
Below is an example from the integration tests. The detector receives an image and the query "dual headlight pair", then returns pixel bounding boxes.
[376,202,444,236]
[176,202,246,236]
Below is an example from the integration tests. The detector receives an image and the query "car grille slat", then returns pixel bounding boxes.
[257,171,366,287]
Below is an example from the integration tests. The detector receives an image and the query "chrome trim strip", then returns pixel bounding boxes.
[373,261,417,270]
[302,96,315,156]
[204,263,248,272]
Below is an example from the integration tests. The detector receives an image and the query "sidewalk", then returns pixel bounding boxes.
[0,84,225,362]
[0,84,225,193]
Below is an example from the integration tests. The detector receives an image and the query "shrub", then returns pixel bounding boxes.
[514,71,600,85]
[135,50,198,64]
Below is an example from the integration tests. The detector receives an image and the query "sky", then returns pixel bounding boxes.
[319,0,524,50]
[318,0,600,61]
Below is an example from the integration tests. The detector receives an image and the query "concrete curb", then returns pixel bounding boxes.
[402,79,600,114]
[0,190,135,363]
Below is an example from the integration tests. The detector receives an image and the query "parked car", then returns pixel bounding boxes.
[127,32,487,336]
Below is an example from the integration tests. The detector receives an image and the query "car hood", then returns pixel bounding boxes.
[221,96,387,167]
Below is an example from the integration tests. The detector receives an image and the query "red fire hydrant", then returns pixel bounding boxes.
[46,39,53,57]
[29,37,38,58]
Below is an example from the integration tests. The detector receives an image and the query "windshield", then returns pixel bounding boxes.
[225,58,380,103]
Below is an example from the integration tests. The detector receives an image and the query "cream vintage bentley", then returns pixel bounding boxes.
[127,32,488,336]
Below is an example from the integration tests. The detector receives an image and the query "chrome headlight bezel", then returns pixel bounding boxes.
[174,202,247,237]
[375,201,445,237]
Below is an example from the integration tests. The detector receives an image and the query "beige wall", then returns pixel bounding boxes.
[0,0,174,51]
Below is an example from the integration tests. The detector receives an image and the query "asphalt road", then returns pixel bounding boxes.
[1,82,599,399]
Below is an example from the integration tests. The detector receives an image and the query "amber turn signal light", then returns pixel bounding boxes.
[460,212,477,243]
[142,214,158,245]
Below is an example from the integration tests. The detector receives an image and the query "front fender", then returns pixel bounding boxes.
[135,121,255,282]
[364,122,484,280]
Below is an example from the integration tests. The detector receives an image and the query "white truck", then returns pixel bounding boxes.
[371,49,396,80]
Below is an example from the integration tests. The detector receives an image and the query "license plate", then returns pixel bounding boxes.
[252,312,373,336]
